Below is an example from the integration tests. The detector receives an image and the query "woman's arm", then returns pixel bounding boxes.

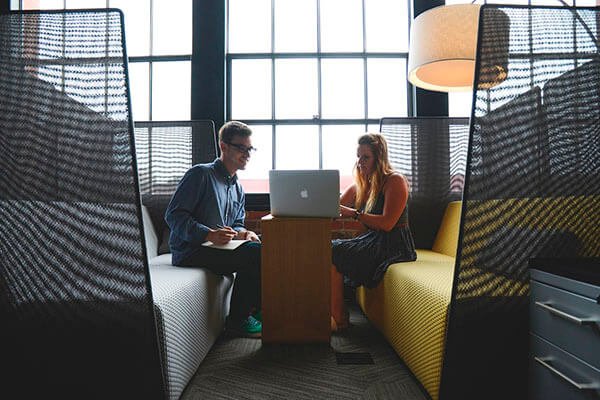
[356,174,409,232]
[339,184,358,218]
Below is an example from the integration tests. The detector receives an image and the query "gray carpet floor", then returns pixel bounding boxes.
[180,304,429,400]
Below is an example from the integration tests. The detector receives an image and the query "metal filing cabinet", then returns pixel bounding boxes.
[529,262,600,400]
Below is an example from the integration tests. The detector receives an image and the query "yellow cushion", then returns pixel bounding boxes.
[357,201,461,400]
[415,249,456,264]
[357,250,455,400]
[382,258,454,400]
[356,251,454,333]
[432,201,462,257]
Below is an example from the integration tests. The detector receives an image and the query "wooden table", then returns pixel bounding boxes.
[261,215,331,343]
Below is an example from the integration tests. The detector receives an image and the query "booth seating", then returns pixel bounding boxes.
[134,120,228,399]
[356,201,461,400]
[360,7,599,400]
[142,206,233,400]
[357,196,596,400]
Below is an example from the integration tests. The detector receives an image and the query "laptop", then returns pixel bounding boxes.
[269,170,340,218]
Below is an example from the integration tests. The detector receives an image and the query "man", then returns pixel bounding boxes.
[165,121,262,338]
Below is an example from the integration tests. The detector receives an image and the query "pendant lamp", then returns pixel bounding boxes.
[407,4,508,92]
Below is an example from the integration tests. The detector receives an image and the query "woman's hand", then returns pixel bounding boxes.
[206,226,236,245]
[339,205,357,218]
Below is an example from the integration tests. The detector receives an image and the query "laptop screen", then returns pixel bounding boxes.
[269,170,340,218]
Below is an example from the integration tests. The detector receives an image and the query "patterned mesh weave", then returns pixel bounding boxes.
[135,120,218,197]
[135,120,218,251]
[380,117,470,248]
[0,10,164,398]
[441,6,600,399]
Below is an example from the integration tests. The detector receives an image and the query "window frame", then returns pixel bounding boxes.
[225,0,414,178]
[12,0,193,122]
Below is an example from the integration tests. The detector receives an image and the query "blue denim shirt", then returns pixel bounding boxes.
[165,159,246,265]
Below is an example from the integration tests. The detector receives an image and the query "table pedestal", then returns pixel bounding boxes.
[261,215,331,343]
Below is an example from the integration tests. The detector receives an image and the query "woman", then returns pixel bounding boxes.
[331,133,416,330]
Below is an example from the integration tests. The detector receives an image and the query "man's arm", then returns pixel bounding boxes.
[231,189,246,232]
[231,187,260,242]
[165,167,211,244]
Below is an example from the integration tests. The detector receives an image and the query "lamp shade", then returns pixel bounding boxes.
[408,4,482,92]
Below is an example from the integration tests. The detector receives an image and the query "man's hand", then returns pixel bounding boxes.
[238,230,261,242]
[245,230,261,242]
[206,226,237,245]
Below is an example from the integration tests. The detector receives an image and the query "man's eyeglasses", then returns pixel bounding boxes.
[224,141,257,155]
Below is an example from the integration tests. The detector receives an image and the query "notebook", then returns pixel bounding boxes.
[269,169,340,218]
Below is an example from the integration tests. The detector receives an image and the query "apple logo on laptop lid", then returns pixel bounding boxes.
[300,188,309,199]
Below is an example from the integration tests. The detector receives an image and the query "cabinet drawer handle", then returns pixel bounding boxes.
[535,301,597,326]
[535,357,599,390]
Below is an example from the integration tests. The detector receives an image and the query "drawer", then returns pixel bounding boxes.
[531,280,600,369]
[530,334,600,400]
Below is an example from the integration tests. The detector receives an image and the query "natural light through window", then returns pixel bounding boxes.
[274,0,317,52]
[227,0,410,193]
[275,59,319,119]
[231,59,272,120]
[321,59,365,119]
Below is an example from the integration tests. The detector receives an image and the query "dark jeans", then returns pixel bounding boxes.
[179,241,261,323]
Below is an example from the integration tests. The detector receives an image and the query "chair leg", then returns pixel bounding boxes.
[330,265,349,331]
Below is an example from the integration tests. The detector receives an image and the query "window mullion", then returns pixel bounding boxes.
[271,0,276,169]
[362,0,368,128]
[316,0,323,168]
[148,0,154,121]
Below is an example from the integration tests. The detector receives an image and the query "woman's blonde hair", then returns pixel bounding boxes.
[354,133,394,213]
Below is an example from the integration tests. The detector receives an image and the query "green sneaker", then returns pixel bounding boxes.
[253,310,262,323]
[241,315,262,338]
[225,315,262,338]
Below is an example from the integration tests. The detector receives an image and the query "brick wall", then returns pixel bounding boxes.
[245,210,365,240]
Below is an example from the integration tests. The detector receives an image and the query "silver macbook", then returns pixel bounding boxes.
[269,170,340,218]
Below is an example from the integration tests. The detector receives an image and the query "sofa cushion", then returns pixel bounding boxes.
[357,255,454,400]
[387,257,454,400]
[149,253,172,267]
[149,260,233,400]
[356,200,461,400]
[414,249,455,264]
[142,205,159,258]
[431,201,462,257]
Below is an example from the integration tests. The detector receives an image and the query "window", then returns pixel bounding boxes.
[16,0,192,122]
[227,0,411,192]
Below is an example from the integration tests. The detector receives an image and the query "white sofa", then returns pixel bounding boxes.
[141,206,233,400]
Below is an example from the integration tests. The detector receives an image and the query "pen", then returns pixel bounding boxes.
[216,224,235,231]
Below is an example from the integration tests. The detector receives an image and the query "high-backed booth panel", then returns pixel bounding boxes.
[0,10,165,398]
[135,120,218,248]
[380,117,470,249]
[441,6,600,399]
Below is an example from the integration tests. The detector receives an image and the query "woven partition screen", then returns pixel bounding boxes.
[441,6,600,399]
[0,10,165,398]
[380,117,470,248]
[135,120,218,251]
[135,120,218,197]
